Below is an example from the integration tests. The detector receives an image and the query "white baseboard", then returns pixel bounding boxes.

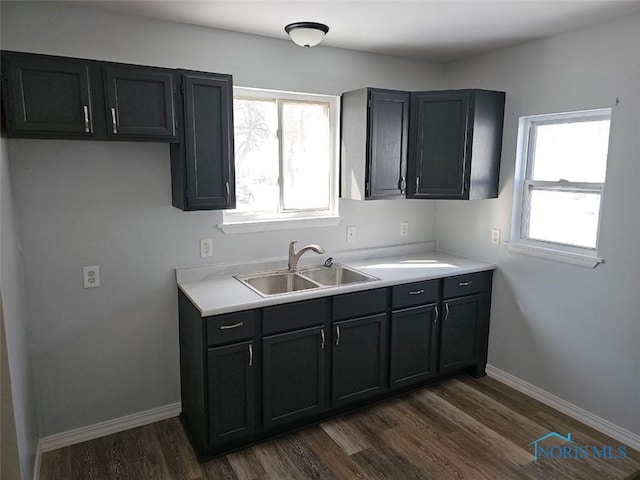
[486,365,640,452]
[39,402,181,454]
[32,440,42,480]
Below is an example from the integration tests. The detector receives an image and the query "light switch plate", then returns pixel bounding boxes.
[346,226,357,243]
[400,221,409,237]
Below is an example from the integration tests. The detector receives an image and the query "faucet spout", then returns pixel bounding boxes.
[288,241,325,270]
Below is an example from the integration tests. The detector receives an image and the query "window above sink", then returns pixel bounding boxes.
[220,87,340,234]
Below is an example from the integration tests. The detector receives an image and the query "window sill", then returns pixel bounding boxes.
[505,242,604,269]
[218,216,342,235]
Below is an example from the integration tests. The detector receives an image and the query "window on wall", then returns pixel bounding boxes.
[221,87,340,233]
[509,109,612,266]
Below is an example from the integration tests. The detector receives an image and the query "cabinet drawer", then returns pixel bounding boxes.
[263,298,327,335]
[332,288,386,321]
[392,280,439,309]
[207,311,255,346]
[443,272,485,299]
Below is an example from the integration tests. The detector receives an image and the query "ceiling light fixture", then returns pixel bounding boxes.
[284,22,329,48]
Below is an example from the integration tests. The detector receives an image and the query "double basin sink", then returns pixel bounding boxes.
[235,264,379,297]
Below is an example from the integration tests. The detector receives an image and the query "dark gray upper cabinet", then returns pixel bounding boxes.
[341,88,410,200]
[170,72,235,211]
[2,52,95,136]
[407,89,505,200]
[103,65,177,140]
[1,51,179,142]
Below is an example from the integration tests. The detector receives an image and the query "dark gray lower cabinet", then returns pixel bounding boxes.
[262,326,326,429]
[439,294,482,372]
[332,313,387,407]
[207,341,255,445]
[179,269,493,461]
[390,304,438,388]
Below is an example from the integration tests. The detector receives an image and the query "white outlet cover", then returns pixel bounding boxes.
[200,238,213,258]
[491,228,501,245]
[83,265,100,288]
[400,221,409,237]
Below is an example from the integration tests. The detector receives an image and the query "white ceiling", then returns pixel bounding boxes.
[69,1,640,62]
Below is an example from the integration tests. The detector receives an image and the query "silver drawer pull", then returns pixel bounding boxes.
[409,289,424,295]
[321,329,325,350]
[445,303,450,320]
[248,343,253,367]
[220,322,243,330]
[434,305,439,324]
[335,325,341,346]
[459,281,472,286]
[111,107,118,134]
[83,105,90,133]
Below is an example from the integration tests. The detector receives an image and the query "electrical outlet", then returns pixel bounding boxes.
[400,221,409,237]
[200,238,213,258]
[83,265,100,288]
[491,228,501,245]
[346,226,357,243]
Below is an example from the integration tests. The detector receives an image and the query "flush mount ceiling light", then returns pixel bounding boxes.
[284,22,329,48]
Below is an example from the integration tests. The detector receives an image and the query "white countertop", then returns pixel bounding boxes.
[176,243,495,317]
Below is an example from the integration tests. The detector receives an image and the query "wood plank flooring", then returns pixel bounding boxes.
[40,376,640,480]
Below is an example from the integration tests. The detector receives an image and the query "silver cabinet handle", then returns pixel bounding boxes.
[335,325,341,346]
[459,281,472,286]
[225,182,230,203]
[399,176,406,194]
[416,177,420,192]
[409,289,424,295]
[434,305,439,324]
[248,343,253,367]
[445,303,450,321]
[83,105,90,133]
[111,107,118,134]
[320,329,325,350]
[220,322,243,330]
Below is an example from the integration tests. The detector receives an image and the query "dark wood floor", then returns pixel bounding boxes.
[40,376,640,480]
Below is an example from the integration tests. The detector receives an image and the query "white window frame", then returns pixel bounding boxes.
[220,87,340,234]
[508,108,611,268]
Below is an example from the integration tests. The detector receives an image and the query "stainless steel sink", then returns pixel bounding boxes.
[235,263,379,297]
[299,265,378,286]
[241,271,318,296]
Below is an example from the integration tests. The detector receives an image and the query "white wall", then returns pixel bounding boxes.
[1,135,39,479]
[437,14,640,435]
[1,1,444,437]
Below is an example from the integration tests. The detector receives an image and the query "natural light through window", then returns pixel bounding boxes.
[222,87,339,232]
[510,109,611,264]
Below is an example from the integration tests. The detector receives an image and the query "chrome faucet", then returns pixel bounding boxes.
[288,241,325,270]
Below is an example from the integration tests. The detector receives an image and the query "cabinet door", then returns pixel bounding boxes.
[367,89,410,199]
[390,304,438,389]
[440,294,482,372]
[104,65,176,140]
[3,54,93,135]
[408,91,471,199]
[263,326,326,429]
[332,313,386,407]
[180,73,235,209]
[207,341,255,446]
